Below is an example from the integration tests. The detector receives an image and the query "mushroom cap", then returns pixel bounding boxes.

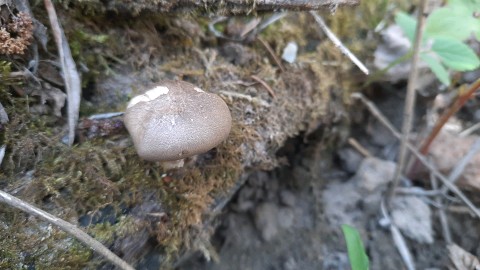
[124,80,232,162]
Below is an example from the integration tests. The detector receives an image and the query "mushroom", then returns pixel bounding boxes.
[124,80,232,168]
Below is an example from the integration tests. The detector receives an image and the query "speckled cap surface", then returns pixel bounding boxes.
[124,80,232,161]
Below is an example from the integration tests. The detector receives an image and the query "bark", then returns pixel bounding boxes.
[109,0,359,15]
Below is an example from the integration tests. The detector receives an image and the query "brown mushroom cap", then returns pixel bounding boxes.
[124,80,232,162]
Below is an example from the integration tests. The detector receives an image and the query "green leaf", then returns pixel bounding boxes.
[395,12,417,42]
[420,53,451,85]
[432,37,480,71]
[342,225,369,270]
[425,7,479,41]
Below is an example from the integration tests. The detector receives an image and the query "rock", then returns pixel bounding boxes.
[322,181,362,226]
[278,207,295,229]
[253,202,280,241]
[337,147,364,173]
[353,157,396,193]
[428,131,480,191]
[391,196,433,244]
[279,190,296,207]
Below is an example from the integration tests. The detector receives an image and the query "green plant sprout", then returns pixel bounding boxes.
[396,0,480,85]
[341,224,370,270]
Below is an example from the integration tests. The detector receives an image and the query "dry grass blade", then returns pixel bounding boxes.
[44,0,81,146]
[380,200,415,270]
[352,93,480,219]
[0,190,135,270]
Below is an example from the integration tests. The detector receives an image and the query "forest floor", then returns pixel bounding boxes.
[1,1,480,269]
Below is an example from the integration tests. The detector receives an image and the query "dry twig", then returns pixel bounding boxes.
[309,11,369,75]
[380,200,415,270]
[347,137,372,157]
[44,0,81,146]
[257,37,285,72]
[430,171,452,244]
[409,78,480,176]
[0,190,135,270]
[388,0,427,205]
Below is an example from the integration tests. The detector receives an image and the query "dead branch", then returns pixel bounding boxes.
[0,190,135,270]
[310,11,369,75]
[110,0,359,14]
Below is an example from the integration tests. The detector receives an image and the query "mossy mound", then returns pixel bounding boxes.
[0,0,391,267]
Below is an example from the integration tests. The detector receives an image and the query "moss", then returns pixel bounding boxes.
[0,3,373,268]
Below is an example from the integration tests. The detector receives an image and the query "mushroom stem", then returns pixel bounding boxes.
[160,159,185,170]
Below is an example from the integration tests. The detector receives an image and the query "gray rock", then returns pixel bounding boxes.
[254,202,280,241]
[391,196,433,244]
[353,157,396,193]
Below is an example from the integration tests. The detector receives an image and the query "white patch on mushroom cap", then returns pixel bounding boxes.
[127,86,170,108]
[194,87,205,93]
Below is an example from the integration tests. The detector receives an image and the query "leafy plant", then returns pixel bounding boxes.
[341,224,370,270]
[395,0,480,85]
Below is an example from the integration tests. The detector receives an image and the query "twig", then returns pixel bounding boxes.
[430,171,452,244]
[44,0,81,146]
[220,90,270,107]
[250,75,276,98]
[409,78,480,176]
[352,93,480,219]
[380,200,415,270]
[88,112,124,120]
[0,190,135,270]
[460,122,480,137]
[309,11,369,75]
[257,37,285,72]
[387,0,427,205]
[347,137,372,157]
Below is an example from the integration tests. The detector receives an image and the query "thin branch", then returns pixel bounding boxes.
[409,78,480,176]
[430,171,452,244]
[44,0,81,146]
[347,137,372,157]
[0,190,135,270]
[309,11,369,75]
[387,0,427,205]
[257,37,286,72]
[380,200,415,270]
[352,93,480,219]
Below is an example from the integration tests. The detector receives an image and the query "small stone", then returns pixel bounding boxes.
[391,196,433,244]
[253,202,280,241]
[353,157,396,193]
[279,190,296,207]
[278,207,294,229]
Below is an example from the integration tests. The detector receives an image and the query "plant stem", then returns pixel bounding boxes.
[0,190,135,270]
[408,78,480,177]
[387,0,427,206]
